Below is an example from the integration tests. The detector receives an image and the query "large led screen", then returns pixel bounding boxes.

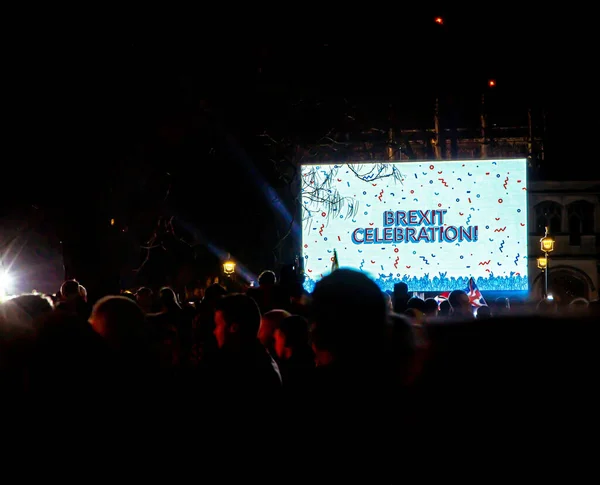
[301,159,528,293]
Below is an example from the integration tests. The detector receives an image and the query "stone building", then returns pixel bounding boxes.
[528,181,600,303]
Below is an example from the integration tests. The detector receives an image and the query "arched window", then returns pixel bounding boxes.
[534,201,562,235]
[567,200,595,246]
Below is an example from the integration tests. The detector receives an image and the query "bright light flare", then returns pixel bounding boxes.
[0,272,12,295]
[434,17,443,25]
[488,79,496,87]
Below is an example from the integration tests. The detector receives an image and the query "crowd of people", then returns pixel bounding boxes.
[0,268,596,478]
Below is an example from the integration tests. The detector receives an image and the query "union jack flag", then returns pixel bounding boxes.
[465,277,487,308]
[435,278,487,308]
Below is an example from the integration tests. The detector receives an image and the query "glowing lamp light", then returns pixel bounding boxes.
[540,227,555,253]
[537,256,548,270]
[110,218,115,226]
[434,17,443,24]
[488,79,496,87]
[223,257,236,275]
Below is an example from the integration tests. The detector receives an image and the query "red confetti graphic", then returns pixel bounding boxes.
[495,217,500,220]
[486,172,490,175]
[371,183,377,186]
[337,178,342,182]
[394,256,399,269]
[370,260,376,264]
[307,269,312,272]
[459,212,464,216]
[503,177,509,189]
[303,244,308,248]
[321,212,327,217]
[378,190,384,201]
[498,198,503,203]
[437,171,443,174]
[522,187,527,191]
[319,224,324,235]
[394,248,399,253]
[406,266,411,269]
[368,222,374,226]
[410,190,414,194]
[468,198,472,203]
[485,269,491,273]
[494,227,507,232]
[520,223,525,226]
[515,272,520,276]
[438,178,448,187]
[337,236,341,241]
[429,164,435,170]
[517,179,522,183]
[437,203,442,207]
[478,260,491,266]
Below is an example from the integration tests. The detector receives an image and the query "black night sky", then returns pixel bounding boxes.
[2,8,597,295]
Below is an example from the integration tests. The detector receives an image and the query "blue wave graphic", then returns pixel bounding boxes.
[303,272,529,293]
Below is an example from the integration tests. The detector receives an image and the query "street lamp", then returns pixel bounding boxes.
[223,254,236,276]
[537,226,555,299]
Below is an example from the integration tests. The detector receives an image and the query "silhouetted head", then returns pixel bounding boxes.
[476,305,492,319]
[310,269,386,365]
[258,270,276,287]
[89,295,146,351]
[569,297,589,307]
[423,298,439,316]
[204,283,227,301]
[448,290,472,316]
[406,297,426,313]
[258,309,291,349]
[438,299,451,316]
[159,287,181,310]
[214,293,261,349]
[274,315,310,359]
[568,297,589,315]
[60,280,81,300]
[394,282,409,297]
[10,293,54,319]
[135,287,153,309]
[1,293,54,332]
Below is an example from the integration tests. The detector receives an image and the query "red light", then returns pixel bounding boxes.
[434,17,443,25]
[488,79,496,87]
